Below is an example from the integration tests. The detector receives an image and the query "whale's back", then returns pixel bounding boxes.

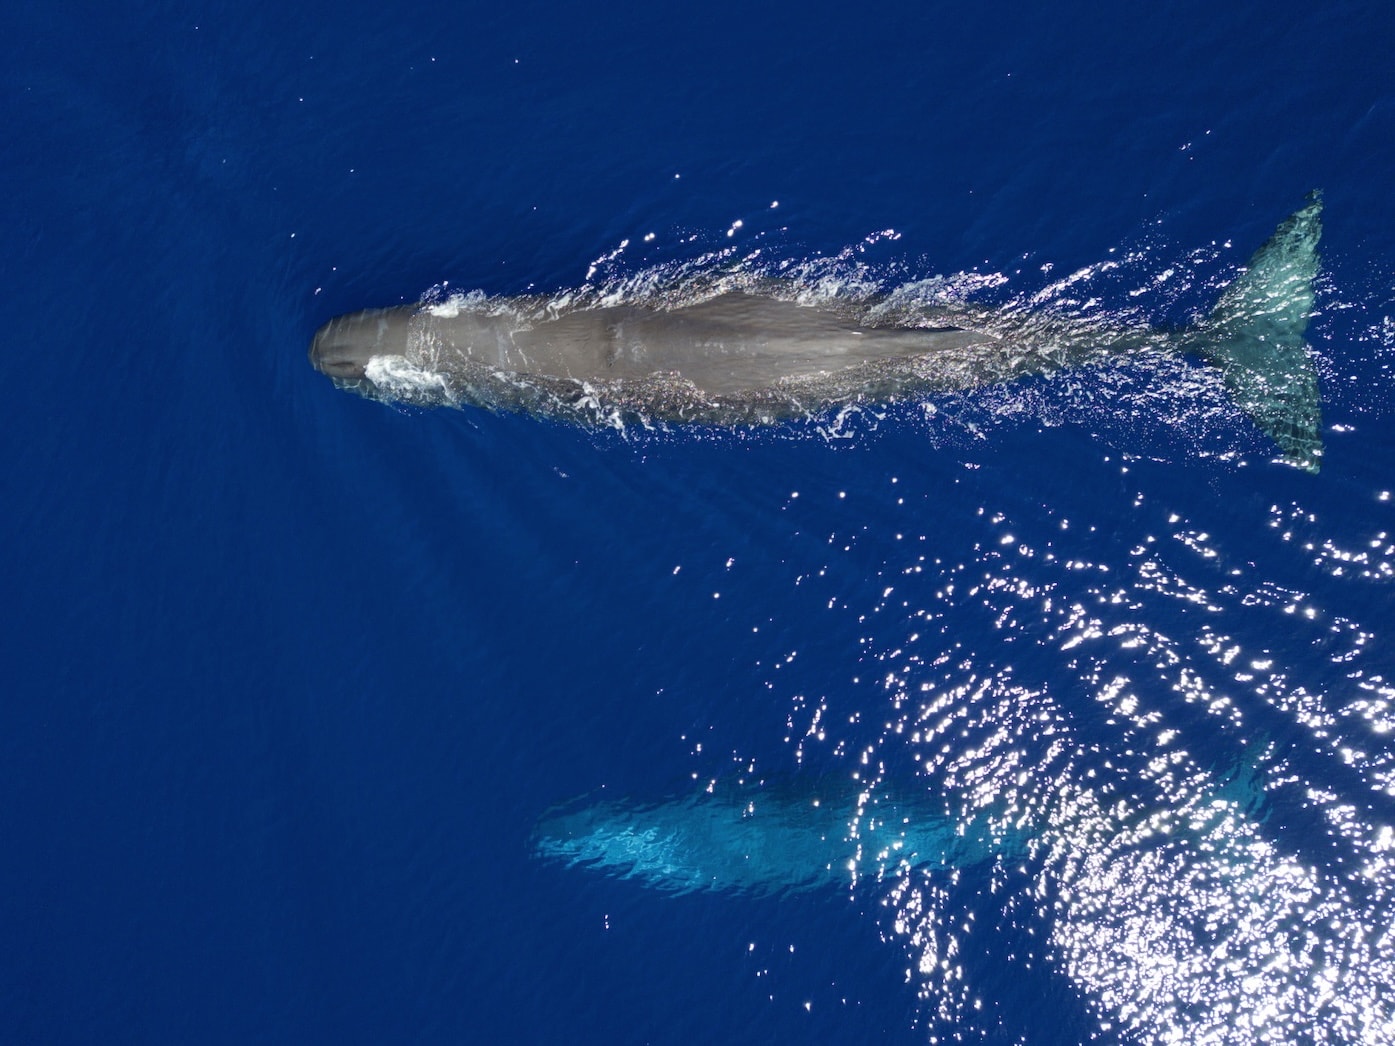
[485,293,980,397]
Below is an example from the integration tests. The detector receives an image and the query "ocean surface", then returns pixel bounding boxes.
[5,2,1395,1043]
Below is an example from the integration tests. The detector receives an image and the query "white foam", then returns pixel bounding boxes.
[363,355,455,405]
[423,289,487,319]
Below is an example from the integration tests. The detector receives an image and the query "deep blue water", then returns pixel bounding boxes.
[5,2,1395,1042]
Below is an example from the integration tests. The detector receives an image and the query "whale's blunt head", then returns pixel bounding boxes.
[309,307,415,381]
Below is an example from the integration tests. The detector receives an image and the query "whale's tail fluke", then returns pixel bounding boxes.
[1194,192,1324,472]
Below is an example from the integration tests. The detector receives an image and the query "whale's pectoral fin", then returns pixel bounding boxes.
[1195,192,1324,472]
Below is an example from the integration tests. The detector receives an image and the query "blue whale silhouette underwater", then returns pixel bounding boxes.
[530,775,1033,897]
[311,196,1325,471]
[529,750,1271,897]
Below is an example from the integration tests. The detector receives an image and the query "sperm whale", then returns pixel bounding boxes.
[310,196,1324,470]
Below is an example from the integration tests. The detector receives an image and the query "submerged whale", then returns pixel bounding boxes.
[531,776,1032,896]
[529,753,1270,897]
[311,196,1324,470]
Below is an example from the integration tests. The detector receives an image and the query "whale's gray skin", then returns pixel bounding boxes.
[312,292,992,399]
[531,776,1032,897]
[311,196,1324,470]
